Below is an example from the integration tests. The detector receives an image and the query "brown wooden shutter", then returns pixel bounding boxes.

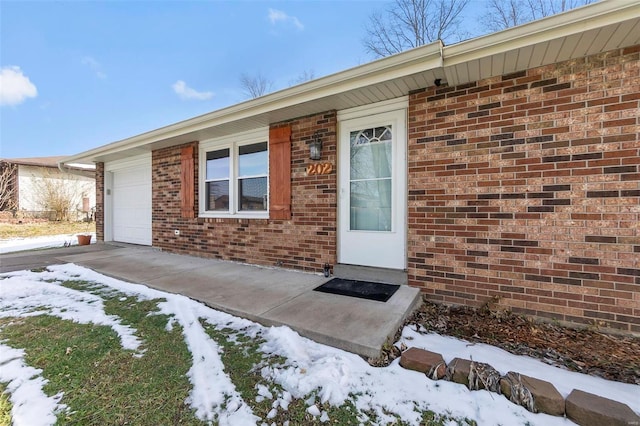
[269,126,292,220]
[181,146,195,218]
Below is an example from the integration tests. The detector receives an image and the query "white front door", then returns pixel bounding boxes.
[338,107,406,270]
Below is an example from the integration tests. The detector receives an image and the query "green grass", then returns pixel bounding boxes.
[0,384,11,426]
[421,411,477,426]
[0,280,200,425]
[0,275,479,425]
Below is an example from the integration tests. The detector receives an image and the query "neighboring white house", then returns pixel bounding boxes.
[0,156,96,220]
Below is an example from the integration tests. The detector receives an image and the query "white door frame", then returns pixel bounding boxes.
[337,98,408,270]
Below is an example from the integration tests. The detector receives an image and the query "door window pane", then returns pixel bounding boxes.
[350,126,392,180]
[349,125,393,231]
[350,179,392,231]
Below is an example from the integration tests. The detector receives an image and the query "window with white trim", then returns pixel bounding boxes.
[200,129,269,218]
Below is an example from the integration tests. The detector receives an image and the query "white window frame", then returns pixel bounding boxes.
[199,128,269,219]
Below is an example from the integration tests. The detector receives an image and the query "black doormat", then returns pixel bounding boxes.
[313,278,400,302]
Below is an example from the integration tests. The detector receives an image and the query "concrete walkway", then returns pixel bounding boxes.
[0,243,422,358]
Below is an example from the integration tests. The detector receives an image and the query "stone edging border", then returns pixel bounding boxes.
[399,347,640,426]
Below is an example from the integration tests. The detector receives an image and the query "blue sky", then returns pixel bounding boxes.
[1,1,487,159]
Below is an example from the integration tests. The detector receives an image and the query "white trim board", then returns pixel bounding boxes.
[337,97,409,122]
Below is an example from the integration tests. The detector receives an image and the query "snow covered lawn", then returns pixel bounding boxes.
[0,264,638,425]
[0,233,96,254]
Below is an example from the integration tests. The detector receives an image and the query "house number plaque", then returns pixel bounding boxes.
[306,163,333,175]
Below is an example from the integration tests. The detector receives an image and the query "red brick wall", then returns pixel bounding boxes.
[95,162,104,241]
[408,46,640,333]
[93,46,638,334]
[151,112,337,273]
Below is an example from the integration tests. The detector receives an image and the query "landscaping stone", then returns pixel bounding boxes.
[446,357,472,386]
[500,371,564,415]
[468,360,501,392]
[399,347,446,379]
[446,358,501,392]
[565,389,640,426]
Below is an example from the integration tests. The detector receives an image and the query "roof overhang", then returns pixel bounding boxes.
[442,0,640,85]
[3,156,69,168]
[62,42,444,165]
[62,0,640,167]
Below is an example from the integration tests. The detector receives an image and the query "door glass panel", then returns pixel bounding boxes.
[350,179,391,231]
[349,125,392,231]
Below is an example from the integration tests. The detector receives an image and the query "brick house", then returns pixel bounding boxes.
[62,1,640,335]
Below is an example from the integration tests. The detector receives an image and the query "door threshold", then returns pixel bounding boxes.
[333,263,407,286]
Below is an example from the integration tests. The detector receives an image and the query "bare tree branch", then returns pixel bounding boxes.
[483,0,595,32]
[0,161,18,212]
[363,0,470,58]
[29,167,92,221]
[239,73,273,99]
[289,69,316,86]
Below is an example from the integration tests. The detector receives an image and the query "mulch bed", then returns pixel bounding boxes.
[373,297,640,386]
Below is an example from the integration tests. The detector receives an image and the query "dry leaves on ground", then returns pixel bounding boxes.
[375,298,640,386]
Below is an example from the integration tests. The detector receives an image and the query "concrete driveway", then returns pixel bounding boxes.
[0,243,421,358]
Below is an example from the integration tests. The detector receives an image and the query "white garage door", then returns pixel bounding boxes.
[112,163,152,246]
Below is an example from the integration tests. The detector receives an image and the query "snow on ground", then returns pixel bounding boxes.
[0,345,65,426]
[397,327,639,412]
[1,264,638,426]
[0,268,143,353]
[0,233,96,254]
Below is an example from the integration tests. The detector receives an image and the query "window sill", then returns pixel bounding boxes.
[199,212,269,220]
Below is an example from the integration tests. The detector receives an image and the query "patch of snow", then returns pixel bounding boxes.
[2,263,638,426]
[0,269,142,353]
[398,327,640,412]
[0,233,96,254]
[306,404,321,417]
[279,391,291,410]
[256,384,273,400]
[0,344,66,426]
[259,325,578,425]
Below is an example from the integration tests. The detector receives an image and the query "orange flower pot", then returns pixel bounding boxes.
[77,234,92,245]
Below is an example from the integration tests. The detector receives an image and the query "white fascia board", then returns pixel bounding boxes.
[443,0,640,67]
[62,42,443,166]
